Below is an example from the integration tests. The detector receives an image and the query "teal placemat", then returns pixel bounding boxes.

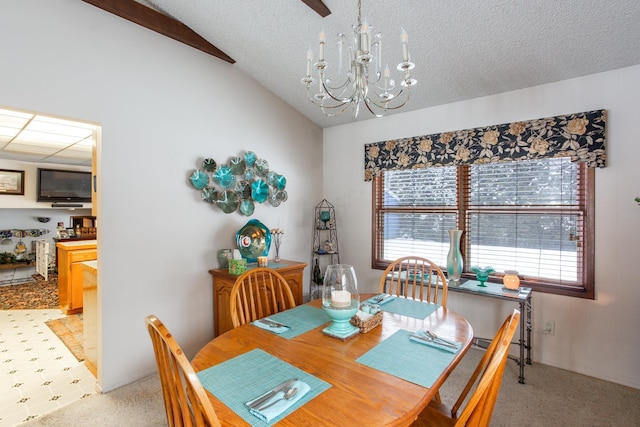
[256,305,330,339]
[197,348,331,426]
[356,329,460,388]
[378,297,440,319]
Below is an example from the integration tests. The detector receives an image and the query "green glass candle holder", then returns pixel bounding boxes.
[470,266,494,287]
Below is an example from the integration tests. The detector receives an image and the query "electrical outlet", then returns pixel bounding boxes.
[542,320,555,335]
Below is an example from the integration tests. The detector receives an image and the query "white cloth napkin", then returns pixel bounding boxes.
[247,380,310,422]
[409,330,462,353]
[252,318,290,334]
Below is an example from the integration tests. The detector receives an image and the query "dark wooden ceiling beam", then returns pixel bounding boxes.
[301,0,331,18]
[81,0,235,64]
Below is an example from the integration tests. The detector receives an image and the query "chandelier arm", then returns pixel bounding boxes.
[321,102,358,117]
[362,88,414,113]
[305,86,355,114]
[322,79,358,103]
[362,99,386,118]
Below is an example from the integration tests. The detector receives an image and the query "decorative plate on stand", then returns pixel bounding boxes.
[236,219,271,262]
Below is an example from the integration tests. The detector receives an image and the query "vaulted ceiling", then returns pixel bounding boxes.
[4,1,640,165]
[117,0,640,129]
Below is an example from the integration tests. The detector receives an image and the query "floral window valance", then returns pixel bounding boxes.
[364,109,606,181]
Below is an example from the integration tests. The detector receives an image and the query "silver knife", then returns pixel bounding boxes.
[372,294,386,302]
[372,294,392,304]
[246,378,298,409]
[410,334,458,349]
[259,318,288,328]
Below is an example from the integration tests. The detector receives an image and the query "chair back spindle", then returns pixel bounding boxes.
[230,267,296,328]
[379,256,448,306]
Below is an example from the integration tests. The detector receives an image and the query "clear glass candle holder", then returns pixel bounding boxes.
[322,264,359,339]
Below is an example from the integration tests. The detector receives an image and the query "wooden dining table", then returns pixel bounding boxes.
[191,294,474,426]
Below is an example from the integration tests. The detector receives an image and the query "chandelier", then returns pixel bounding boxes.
[301,0,417,118]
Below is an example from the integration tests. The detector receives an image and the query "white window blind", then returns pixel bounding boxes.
[376,167,457,266]
[373,157,594,298]
[466,158,584,285]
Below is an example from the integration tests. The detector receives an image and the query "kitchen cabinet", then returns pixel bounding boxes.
[56,240,96,314]
[208,259,306,336]
[81,260,98,378]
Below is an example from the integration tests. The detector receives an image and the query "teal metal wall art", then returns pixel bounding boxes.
[189,151,288,216]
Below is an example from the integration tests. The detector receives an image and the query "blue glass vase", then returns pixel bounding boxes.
[447,229,464,284]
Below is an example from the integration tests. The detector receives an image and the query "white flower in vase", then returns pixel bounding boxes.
[270,228,284,261]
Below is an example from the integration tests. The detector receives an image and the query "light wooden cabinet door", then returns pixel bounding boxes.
[82,261,98,378]
[209,260,307,336]
[56,241,97,315]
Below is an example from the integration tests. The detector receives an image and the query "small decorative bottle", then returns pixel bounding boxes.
[313,259,323,285]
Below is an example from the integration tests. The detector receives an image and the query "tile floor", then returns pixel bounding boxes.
[0,309,96,427]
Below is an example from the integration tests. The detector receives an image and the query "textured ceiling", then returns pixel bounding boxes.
[4,1,640,166]
[135,0,640,128]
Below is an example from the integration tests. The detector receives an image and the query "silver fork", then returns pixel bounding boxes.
[260,318,287,328]
[411,333,458,349]
[425,330,457,347]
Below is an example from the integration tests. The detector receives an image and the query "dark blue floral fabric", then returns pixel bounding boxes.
[364,109,606,181]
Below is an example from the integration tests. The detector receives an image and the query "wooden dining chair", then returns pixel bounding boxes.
[411,309,521,426]
[378,256,448,307]
[229,267,297,328]
[146,315,221,427]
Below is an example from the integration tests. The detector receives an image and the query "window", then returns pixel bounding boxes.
[372,157,594,298]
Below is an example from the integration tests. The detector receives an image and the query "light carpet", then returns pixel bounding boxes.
[19,348,640,426]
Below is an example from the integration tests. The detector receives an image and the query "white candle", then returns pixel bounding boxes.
[361,21,369,53]
[331,290,351,308]
[306,48,313,77]
[384,65,390,90]
[401,29,409,62]
[319,31,325,62]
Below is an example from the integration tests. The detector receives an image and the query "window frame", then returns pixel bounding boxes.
[372,162,595,299]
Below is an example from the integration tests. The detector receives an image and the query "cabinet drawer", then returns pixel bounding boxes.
[68,249,97,263]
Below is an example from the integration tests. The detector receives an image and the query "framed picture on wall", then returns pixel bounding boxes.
[0,169,25,195]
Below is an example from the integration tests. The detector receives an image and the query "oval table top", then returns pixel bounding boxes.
[192,295,474,426]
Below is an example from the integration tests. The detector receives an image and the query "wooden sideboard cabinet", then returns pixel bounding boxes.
[209,259,307,336]
[56,240,97,315]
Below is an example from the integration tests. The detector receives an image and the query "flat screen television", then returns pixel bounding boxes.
[37,168,92,203]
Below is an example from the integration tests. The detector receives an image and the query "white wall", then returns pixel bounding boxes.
[0,0,322,391]
[324,65,640,389]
